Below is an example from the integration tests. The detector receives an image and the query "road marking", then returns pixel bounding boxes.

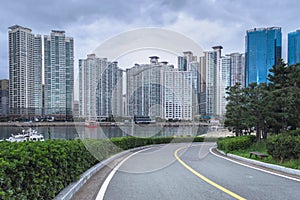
[174,146,247,200]
[209,147,300,182]
[96,148,151,200]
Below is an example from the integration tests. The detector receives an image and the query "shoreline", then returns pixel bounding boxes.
[0,121,219,127]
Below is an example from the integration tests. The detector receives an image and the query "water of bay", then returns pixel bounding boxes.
[0,124,210,141]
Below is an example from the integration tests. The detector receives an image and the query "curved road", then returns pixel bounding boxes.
[95,143,299,200]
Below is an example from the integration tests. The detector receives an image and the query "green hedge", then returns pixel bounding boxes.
[217,135,256,153]
[109,136,211,150]
[267,134,300,162]
[0,136,209,199]
[0,139,117,200]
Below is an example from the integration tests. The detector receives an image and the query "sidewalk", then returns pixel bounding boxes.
[201,130,234,138]
[212,148,300,181]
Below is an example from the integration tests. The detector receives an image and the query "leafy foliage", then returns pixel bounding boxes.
[225,60,300,140]
[217,135,256,153]
[224,83,250,136]
[267,134,300,162]
[0,140,104,199]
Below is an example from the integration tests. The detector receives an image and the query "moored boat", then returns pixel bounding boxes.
[84,121,98,128]
[5,128,44,142]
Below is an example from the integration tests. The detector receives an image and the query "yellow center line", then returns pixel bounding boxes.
[174,146,247,200]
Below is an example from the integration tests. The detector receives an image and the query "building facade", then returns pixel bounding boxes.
[178,52,200,117]
[8,25,42,116]
[245,27,282,86]
[199,46,222,117]
[162,69,192,120]
[0,79,9,116]
[126,56,173,118]
[44,30,74,119]
[79,54,123,120]
[288,30,300,65]
[229,53,245,87]
[98,61,123,118]
[218,56,231,116]
[79,54,106,120]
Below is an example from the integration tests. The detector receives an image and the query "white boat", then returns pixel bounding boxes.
[6,128,44,142]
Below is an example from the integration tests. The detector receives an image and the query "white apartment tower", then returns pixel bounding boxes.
[199,46,222,117]
[44,30,74,118]
[79,54,106,120]
[8,25,42,116]
[230,53,245,87]
[98,61,123,118]
[126,56,173,118]
[79,54,123,120]
[162,69,192,120]
[200,47,244,117]
[178,51,200,116]
[219,56,231,116]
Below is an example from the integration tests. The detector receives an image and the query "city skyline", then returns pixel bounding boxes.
[1,1,300,79]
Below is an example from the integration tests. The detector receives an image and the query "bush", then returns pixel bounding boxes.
[109,136,208,149]
[0,139,115,200]
[285,129,300,136]
[267,134,300,162]
[217,135,256,153]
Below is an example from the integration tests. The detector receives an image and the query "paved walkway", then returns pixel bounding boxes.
[71,154,130,200]
[201,130,234,137]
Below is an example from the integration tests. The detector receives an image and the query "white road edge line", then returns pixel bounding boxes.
[209,147,300,182]
[96,148,151,200]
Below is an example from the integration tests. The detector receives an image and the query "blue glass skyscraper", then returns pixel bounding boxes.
[288,30,300,65]
[245,27,282,86]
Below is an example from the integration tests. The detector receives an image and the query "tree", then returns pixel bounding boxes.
[285,63,300,128]
[245,83,270,140]
[224,83,250,136]
[267,59,290,133]
[268,61,300,131]
[224,60,300,138]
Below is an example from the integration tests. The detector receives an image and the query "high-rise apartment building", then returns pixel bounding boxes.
[229,53,245,87]
[188,61,200,116]
[98,61,123,118]
[288,30,300,65]
[178,52,200,116]
[0,79,9,116]
[200,48,245,117]
[8,25,42,116]
[162,69,192,120]
[245,27,282,85]
[218,56,231,116]
[178,56,187,71]
[126,56,173,118]
[79,54,107,120]
[44,30,74,118]
[199,46,222,117]
[79,54,123,120]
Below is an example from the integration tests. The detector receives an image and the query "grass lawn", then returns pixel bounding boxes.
[229,141,300,170]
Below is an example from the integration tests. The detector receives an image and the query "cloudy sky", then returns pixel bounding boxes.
[1,0,300,79]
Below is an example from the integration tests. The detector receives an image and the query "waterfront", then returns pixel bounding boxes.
[0,124,211,140]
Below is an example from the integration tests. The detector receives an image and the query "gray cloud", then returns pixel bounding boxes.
[0,0,300,79]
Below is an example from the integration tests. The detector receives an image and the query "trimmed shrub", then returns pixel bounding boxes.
[217,135,256,153]
[0,140,113,200]
[267,134,300,162]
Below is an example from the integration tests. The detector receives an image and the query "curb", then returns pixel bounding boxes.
[54,145,156,200]
[215,148,300,177]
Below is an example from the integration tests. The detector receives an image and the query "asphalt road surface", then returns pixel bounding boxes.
[96,143,300,200]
